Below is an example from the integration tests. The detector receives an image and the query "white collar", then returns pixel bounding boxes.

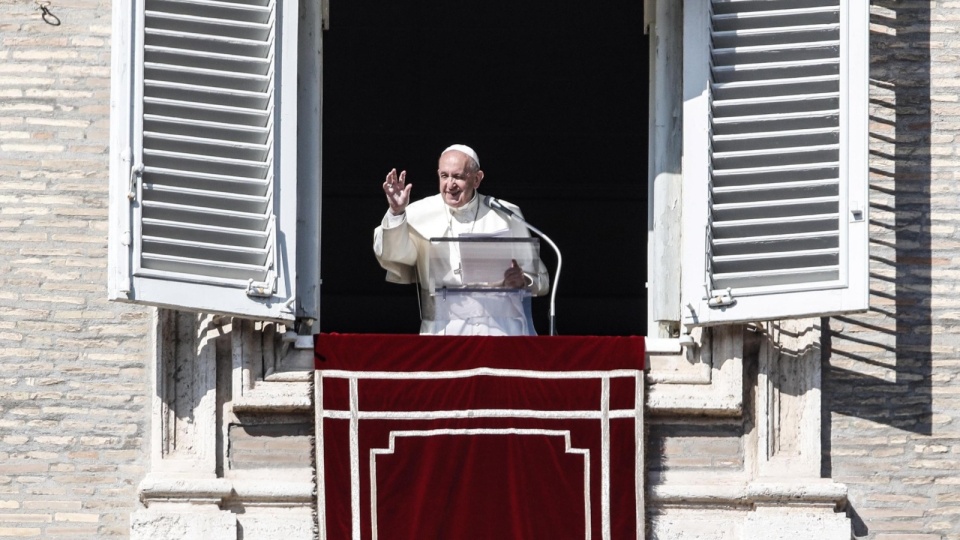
[445,192,480,220]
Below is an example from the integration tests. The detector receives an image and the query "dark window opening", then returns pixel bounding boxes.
[321,0,649,335]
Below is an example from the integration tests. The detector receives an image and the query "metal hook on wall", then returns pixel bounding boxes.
[36,1,60,26]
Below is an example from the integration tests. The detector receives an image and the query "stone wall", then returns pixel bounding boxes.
[0,0,151,537]
[825,0,960,537]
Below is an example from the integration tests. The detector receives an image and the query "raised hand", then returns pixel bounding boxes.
[383,168,412,215]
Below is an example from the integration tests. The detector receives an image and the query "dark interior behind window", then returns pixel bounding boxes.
[321,0,649,335]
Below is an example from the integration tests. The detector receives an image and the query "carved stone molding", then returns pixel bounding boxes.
[231,318,313,413]
[753,319,824,479]
[646,318,851,538]
[134,310,316,539]
[647,326,744,415]
[150,309,222,475]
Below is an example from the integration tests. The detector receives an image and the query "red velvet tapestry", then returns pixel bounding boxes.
[314,334,646,540]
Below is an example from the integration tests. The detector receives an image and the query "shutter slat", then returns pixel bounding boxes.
[713,127,839,154]
[712,7,839,33]
[144,45,272,74]
[143,149,270,177]
[713,178,839,204]
[143,166,269,194]
[713,109,838,125]
[713,74,839,101]
[144,131,270,161]
[142,217,269,248]
[143,235,269,255]
[144,96,270,125]
[712,163,839,188]
[141,200,270,229]
[141,253,270,281]
[713,145,839,170]
[712,213,840,240]
[712,23,840,49]
[144,10,273,30]
[145,62,271,90]
[713,196,838,222]
[144,13,272,42]
[142,183,270,215]
[712,266,839,289]
[150,0,272,22]
[713,209,839,226]
[713,92,838,108]
[713,40,840,56]
[714,127,837,143]
[143,235,270,267]
[142,158,267,178]
[145,114,270,144]
[713,6,839,20]
[146,27,270,50]
[713,231,840,256]
[713,57,839,74]
[146,81,272,101]
[715,247,838,263]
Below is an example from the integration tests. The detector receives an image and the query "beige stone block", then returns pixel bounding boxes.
[858,508,926,519]
[0,528,41,537]
[53,513,98,523]
[0,514,51,523]
[131,510,237,540]
[874,535,943,540]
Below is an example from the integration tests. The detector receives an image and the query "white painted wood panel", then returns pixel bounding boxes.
[680,0,869,326]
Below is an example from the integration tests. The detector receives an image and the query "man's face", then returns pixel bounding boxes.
[438,151,483,208]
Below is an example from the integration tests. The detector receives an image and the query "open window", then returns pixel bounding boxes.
[110,0,647,336]
[109,0,869,336]
[678,0,869,326]
[108,0,320,326]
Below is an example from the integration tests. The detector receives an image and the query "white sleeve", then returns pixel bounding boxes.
[383,210,406,229]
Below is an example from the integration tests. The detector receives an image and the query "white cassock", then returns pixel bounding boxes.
[373,192,549,336]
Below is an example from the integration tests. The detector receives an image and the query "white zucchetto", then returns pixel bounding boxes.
[442,144,480,168]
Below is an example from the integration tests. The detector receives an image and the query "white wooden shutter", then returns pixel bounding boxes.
[680,0,868,326]
[109,0,318,323]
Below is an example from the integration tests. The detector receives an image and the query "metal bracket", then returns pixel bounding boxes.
[127,161,144,201]
[707,287,736,308]
[245,271,277,298]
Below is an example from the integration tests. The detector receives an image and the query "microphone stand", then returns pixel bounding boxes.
[486,197,562,336]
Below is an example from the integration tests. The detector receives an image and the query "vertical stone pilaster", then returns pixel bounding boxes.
[155,310,221,474]
[132,310,236,540]
[742,319,850,540]
[755,319,823,479]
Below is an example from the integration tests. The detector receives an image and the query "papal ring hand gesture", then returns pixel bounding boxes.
[383,168,413,216]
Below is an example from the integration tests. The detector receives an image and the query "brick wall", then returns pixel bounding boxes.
[0,1,151,537]
[826,0,960,538]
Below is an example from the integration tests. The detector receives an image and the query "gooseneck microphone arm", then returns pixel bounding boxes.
[486,196,562,336]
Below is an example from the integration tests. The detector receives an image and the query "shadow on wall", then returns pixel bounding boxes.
[822,0,932,535]
[824,0,933,434]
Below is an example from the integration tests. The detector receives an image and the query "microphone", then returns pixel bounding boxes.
[486,196,562,336]
[486,197,517,218]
